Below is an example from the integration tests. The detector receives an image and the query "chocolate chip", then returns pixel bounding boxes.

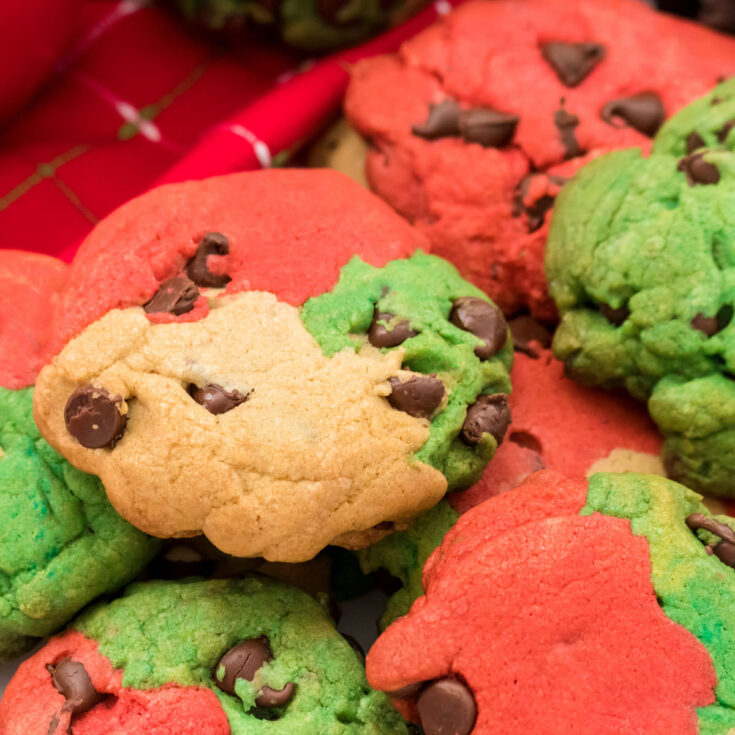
[417,679,477,735]
[214,639,295,708]
[368,311,418,348]
[450,297,508,360]
[143,276,199,316]
[601,93,665,137]
[717,120,735,143]
[387,682,424,699]
[686,513,735,570]
[508,315,552,357]
[48,658,105,715]
[699,0,735,33]
[412,100,461,140]
[461,394,511,446]
[512,175,568,233]
[458,108,519,148]
[388,375,445,419]
[186,232,231,288]
[691,313,719,336]
[715,541,735,567]
[189,384,249,415]
[678,152,720,186]
[554,107,584,159]
[686,131,706,154]
[64,385,127,449]
[540,41,605,87]
[599,303,629,326]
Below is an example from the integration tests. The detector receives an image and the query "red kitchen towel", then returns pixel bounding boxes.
[0,0,464,263]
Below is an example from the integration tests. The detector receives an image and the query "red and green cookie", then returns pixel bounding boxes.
[367,470,735,735]
[0,576,408,734]
[33,169,513,562]
[344,0,735,320]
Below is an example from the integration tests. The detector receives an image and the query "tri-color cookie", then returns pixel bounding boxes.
[359,328,664,627]
[344,0,735,320]
[367,470,735,735]
[171,0,429,52]
[0,251,158,661]
[547,77,735,496]
[33,169,513,562]
[0,576,408,734]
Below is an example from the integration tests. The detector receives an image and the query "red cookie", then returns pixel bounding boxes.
[344,0,735,319]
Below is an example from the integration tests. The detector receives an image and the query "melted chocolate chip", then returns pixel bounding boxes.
[186,232,231,288]
[417,679,477,735]
[412,100,461,140]
[458,108,519,148]
[601,93,665,137]
[461,394,511,446]
[540,41,605,87]
[48,658,105,715]
[450,297,508,360]
[64,385,127,449]
[388,375,445,419]
[368,312,418,348]
[717,120,735,143]
[599,303,629,326]
[678,152,720,186]
[512,175,569,233]
[686,131,706,154]
[508,315,552,357]
[554,107,584,159]
[189,384,249,415]
[143,276,199,316]
[686,513,735,570]
[214,639,295,707]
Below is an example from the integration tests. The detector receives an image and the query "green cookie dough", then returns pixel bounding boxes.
[76,576,409,734]
[302,251,514,490]
[546,77,735,496]
[583,472,735,731]
[172,0,426,52]
[0,386,159,660]
[357,499,458,629]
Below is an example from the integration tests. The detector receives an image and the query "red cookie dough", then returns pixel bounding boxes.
[452,346,663,513]
[344,0,735,319]
[0,631,230,735]
[367,471,718,735]
[48,168,425,357]
[0,250,67,389]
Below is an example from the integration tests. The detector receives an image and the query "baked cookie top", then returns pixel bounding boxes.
[34,169,513,561]
[547,77,735,495]
[0,576,409,735]
[367,470,735,735]
[345,0,735,319]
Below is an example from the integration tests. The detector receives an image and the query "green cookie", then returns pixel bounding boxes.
[0,386,159,659]
[546,77,735,496]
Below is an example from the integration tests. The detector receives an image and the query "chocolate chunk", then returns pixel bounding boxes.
[686,513,735,570]
[189,384,249,415]
[450,297,508,360]
[461,394,511,446]
[513,175,568,233]
[458,108,519,148]
[554,107,584,159]
[691,313,719,336]
[368,311,418,348]
[388,375,445,419]
[717,120,735,143]
[601,93,665,137]
[48,658,105,715]
[540,41,605,87]
[412,100,461,140]
[186,232,231,288]
[417,678,477,735]
[686,131,706,154]
[599,303,629,326]
[214,639,295,707]
[678,152,720,186]
[64,385,127,449]
[699,0,735,33]
[508,315,552,357]
[144,276,199,316]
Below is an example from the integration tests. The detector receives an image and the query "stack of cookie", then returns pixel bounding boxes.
[2,1,735,734]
